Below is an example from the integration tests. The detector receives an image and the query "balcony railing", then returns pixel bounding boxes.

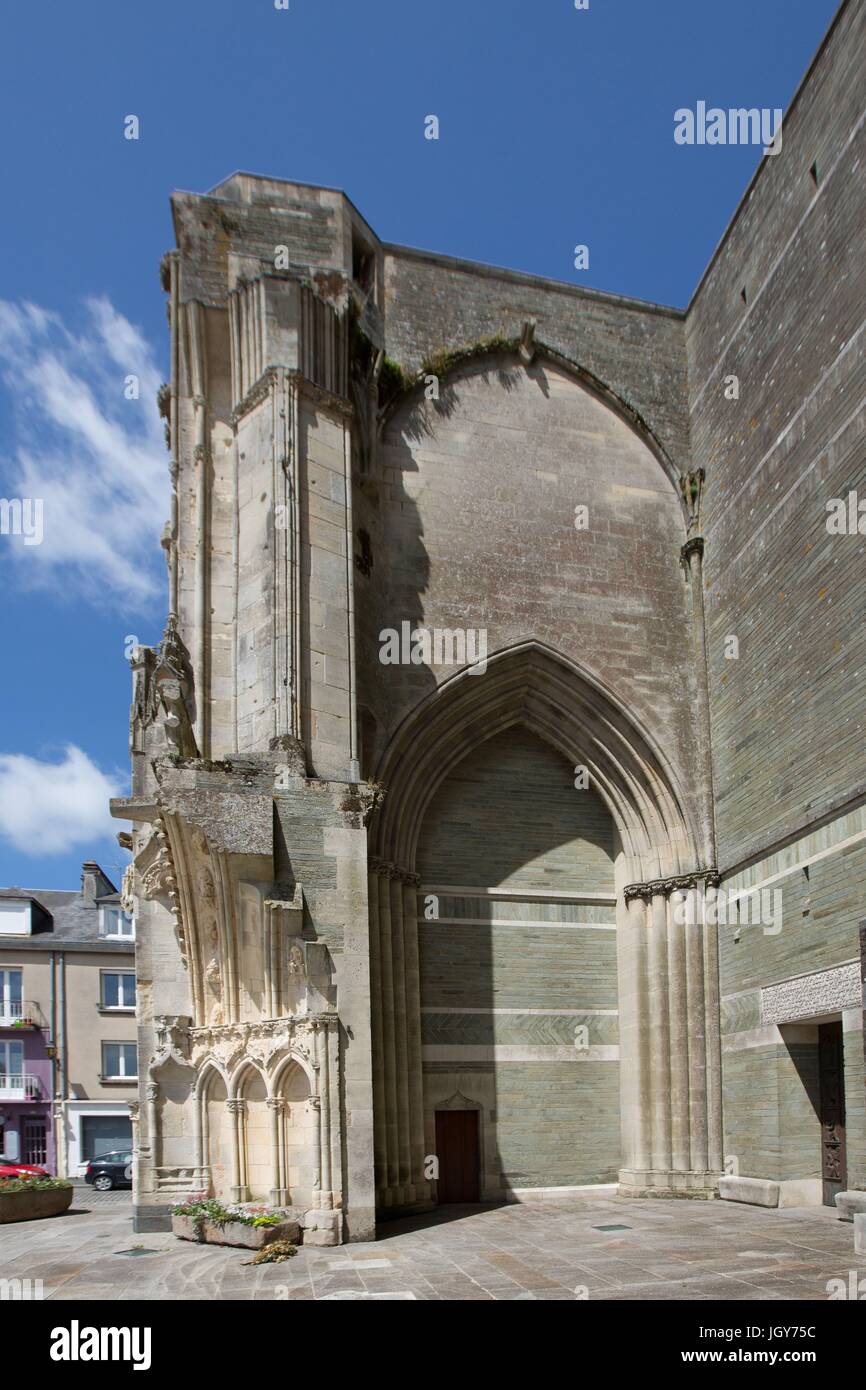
[0,1074,45,1100]
[0,1000,47,1030]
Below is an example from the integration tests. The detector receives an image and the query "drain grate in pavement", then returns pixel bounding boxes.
[592,1224,632,1232]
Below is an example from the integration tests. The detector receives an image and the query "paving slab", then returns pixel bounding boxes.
[1,1189,863,1301]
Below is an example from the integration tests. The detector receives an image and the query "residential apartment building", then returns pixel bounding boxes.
[0,861,137,1175]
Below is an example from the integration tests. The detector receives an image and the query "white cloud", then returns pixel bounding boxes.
[0,745,124,856]
[0,295,169,610]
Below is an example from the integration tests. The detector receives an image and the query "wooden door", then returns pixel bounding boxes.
[435,1110,480,1203]
[819,1021,847,1207]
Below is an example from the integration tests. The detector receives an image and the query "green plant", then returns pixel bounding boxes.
[171,1197,291,1241]
[420,335,515,382]
[378,355,413,404]
[171,1197,237,1240]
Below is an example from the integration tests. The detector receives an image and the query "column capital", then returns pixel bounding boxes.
[680,535,705,567]
[623,869,720,904]
[369,855,420,886]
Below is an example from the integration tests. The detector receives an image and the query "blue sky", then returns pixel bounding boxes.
[0,0,841,890]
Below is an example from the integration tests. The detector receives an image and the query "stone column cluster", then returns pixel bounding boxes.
[618,871,722,1195]
[368,857,429,1211]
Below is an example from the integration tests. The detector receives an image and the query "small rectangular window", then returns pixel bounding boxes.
[101,972,136,1009]
[99,907,135,939]
[102,1042,138,1079]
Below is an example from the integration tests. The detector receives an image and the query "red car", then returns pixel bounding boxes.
[0,1153,49,1179]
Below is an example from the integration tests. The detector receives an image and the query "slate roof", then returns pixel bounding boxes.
[0,873,135,955]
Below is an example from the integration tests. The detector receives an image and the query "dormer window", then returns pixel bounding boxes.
[0,900,32,936]
[99,907,135,940]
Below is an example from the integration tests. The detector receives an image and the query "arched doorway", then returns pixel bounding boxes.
[367,642,721,1213]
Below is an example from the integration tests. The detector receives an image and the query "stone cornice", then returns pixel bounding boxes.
[189,1012,338,1047]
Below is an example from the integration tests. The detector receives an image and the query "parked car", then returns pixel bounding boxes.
[84,1150,133,1191]
[0,1152,49,1180]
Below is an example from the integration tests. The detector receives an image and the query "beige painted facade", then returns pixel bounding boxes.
[0,877,137,1177]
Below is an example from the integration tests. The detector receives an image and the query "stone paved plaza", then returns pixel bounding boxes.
[1,1192,862,1301]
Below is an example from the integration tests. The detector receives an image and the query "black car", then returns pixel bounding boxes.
[84,1150,133,1191]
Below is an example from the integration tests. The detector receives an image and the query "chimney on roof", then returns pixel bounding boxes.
[81,861,115,904]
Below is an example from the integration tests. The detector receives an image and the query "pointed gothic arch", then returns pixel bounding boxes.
[370,640,702,884]
[367,640,722,1213]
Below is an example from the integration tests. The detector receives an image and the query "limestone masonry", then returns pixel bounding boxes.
[112,0,866,1237]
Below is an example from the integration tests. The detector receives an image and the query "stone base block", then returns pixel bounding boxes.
[719,1176,780,1207]
[302,1208,343,1246]
[778,1179,822,1208]
[854,1212,866,1255]
[503,1183,619,1203]
[834,1190,866,1222]
[133,1204,173,1233]
[619,1168,720,1199]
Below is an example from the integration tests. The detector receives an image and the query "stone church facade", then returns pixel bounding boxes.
[114,0,866,1239]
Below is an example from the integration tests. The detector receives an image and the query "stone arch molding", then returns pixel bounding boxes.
[367,640,723,1210]
[381,334,686,506]
[371,640,703,885]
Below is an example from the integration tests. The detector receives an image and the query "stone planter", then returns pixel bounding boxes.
[172,1214,301,1249]
[0,1185,73,1224]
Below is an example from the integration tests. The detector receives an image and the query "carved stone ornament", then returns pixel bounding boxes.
[148,1015,195,1082]
[129,612,199,761]
[623,870,720,905]
[134,818,187,964]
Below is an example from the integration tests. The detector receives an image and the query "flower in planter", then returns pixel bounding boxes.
[171,1196,294,1242]
[0,1177,72,1193]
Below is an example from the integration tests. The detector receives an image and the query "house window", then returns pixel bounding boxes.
[0,1040,25,1087]
[99,907,135,939]
[101,972,136,1010]
[102,1042,138,1080]
[0,969,23,1023]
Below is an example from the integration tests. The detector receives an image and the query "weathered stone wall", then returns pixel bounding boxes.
[686,0,866,872]
[383,248,690,473]
[359,354,701,843]
[718,806,866,1191]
